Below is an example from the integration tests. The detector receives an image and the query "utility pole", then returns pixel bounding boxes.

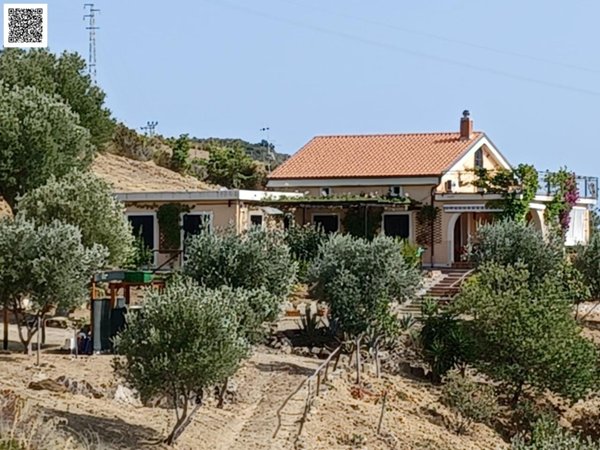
[83,3,100,83]
[141,121,159,137]
[260,127,275,172]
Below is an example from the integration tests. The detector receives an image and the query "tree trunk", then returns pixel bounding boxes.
[3,304,8,351]
[36,316,41,366]
[217,378,228,408]
[165,392,203,445]
[355,336,362,384]
[165,398,188,445]
[13,308,32,354]
[374,342,381,378]
[511,381,524,406]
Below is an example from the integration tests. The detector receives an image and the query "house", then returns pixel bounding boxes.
[266,111,598,267]
[93,153,300,269]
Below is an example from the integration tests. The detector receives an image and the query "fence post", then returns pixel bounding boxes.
[316,372,321,397]
[333,347,342,371]
[377,391,388,435]
[298,379,311,436]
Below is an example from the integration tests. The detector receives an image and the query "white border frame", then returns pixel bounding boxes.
[125,212,159,267]
[381,211,414,243]
[4,4,48,48]
[311,212,340,233]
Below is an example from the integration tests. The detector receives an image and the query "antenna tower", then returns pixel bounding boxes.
[83,3,100,82]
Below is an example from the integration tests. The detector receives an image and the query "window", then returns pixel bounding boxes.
[313,214,339,233]
[474,148,484,169]
[127,215,155,251]
[383,214,410,239]
[250,214,263,227]
[182,213,212,248]
[389,186,403,197]
[320,187,331,197]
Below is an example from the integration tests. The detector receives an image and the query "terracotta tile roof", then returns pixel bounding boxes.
[269,132,484,179]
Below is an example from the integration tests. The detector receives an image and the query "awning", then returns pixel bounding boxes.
[260,206,284,215]
[443,204,502,213]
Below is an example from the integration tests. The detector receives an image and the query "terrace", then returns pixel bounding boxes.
[536,172,598,200]
[436,170,598,200]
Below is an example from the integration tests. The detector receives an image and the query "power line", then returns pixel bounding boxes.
[200,0,600,97]
[83,3,100,83]
[276,0,600,75]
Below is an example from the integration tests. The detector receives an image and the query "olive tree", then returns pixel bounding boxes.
[113,278,248,445]
[0,83,95,209]
[0,49,115,147]
[454,263,599,404]
[209,285,280,407]
[183,227,297,300]
[0,217,106,353]
[472,220,589,305]
[309,234,421,382]
[470,220,564,282]
[17,170,134,267]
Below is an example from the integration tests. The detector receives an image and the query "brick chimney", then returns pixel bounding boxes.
[460,110,473,140]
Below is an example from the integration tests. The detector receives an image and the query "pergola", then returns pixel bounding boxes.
[260,194,422,235]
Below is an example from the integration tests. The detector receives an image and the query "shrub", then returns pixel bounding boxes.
[509,398,560,437]
[470,220,563,283]
[184,227,297,300]
[0,83,95,208]
[17,170,134,267]
[0,217,107,353]
[152,147,171,169]
[310,234,420,337]
[125,231,154,270]
[110,123,152,161]
[440,370,498,435]
[310,234,421,381]
[169,134,190,173]
[574,233,600,300]
[113,278,248,444]
[420,300,474,382]
[284,224,328,282]
[511,417,600,450]
[401,240,423,268]
[454,263,599,404]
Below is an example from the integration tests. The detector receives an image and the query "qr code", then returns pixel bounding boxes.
[4,4,48,48]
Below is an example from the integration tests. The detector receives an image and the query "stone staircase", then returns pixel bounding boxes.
[398,266,473,318]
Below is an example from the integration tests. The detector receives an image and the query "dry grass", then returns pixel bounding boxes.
[91,153,216,193]
[0,389,112,450]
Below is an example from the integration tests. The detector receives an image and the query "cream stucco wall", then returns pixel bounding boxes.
[124,200,244,269]
[439,143,507,194]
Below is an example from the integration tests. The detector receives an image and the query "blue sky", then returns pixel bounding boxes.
[3,0,599,175]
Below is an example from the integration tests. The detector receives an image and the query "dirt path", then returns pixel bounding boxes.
[202,353,318,450]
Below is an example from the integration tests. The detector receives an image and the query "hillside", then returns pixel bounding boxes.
[0,336,505,450]
[191,137,289,167]
[92,153,217,192]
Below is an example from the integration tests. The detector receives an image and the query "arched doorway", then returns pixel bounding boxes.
[449,212,495,263]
